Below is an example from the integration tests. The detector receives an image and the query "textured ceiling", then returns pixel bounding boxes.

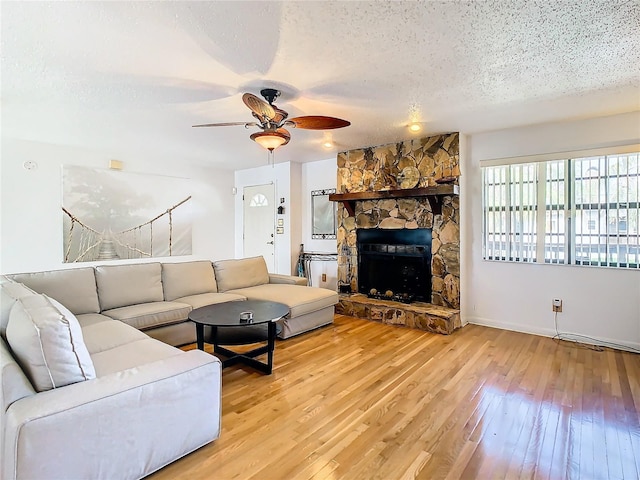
[2,1,639,170]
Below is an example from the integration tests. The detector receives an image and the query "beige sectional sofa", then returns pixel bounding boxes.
[1,276,221,480]
[0,256,337,479]
[8,256,337,345]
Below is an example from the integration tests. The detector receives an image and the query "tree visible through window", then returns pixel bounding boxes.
[482,151,640,269]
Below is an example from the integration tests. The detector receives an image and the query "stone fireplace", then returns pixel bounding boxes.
[331,133,461,334]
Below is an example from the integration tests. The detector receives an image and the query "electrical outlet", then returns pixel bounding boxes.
[321,273,327,282]
[552,298,563,312]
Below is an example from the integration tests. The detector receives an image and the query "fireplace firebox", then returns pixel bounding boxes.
[357,228,432,303]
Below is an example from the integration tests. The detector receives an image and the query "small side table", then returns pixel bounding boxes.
[300,251,338,286]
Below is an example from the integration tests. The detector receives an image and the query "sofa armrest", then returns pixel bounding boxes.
[269,273,308,286]
[3,350,221,480]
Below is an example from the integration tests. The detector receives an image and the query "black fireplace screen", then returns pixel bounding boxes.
[357,228,432,302]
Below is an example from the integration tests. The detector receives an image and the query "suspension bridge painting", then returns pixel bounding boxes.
[62,166,192,263]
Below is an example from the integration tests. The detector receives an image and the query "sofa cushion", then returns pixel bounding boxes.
[162,261,218,301]
[213,256,269,292]
[102,301,191,331]
[76,313,114,328]
[9,267,100,315]
[226,284,338,318]
[0,277,36,339]
[6,294,96,392]
[175,292,246,309]
[90,337,183,377]
[80,317,150,355]
[96,263,164,311]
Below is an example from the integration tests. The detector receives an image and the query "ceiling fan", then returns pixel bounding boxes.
[193,88,351,151]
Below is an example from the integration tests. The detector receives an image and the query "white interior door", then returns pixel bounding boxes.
[243,184,275,271]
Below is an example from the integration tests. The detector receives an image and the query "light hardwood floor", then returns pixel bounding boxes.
[149,314,640,480]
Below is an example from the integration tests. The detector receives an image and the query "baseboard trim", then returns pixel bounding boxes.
[466,315,640,353]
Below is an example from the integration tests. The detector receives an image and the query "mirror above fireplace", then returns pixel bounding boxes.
[311,189,336,239]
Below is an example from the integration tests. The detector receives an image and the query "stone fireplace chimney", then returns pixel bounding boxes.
[333,133,460,310]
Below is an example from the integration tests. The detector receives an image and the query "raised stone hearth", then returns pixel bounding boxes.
[336,293,461,335]
[334,133,461,335]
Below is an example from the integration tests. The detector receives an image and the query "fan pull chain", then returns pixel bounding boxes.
[268,149,275,168]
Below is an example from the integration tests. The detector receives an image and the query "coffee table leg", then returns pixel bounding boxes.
[266,321,276,374]
[197,322,277,374]
[196,323,204,350]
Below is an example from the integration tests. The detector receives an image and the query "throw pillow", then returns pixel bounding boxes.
[0,278,37,339]
[6,294,96,392]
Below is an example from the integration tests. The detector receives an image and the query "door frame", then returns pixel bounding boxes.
[242,182,276,271]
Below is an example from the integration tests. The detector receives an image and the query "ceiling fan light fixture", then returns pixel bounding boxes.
[323,140,333,148]
[409,123,422,132]
[194,89,350,151]
[250,131,289,151]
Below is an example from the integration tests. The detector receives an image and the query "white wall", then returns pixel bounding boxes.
[464,112,640,350]
[301,158,338,289]
[289,161,302,276]
[0,138,236,273]
[234,161,301,275]
[458,133,471,325]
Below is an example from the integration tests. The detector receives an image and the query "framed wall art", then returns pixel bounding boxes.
[62,166,192,263]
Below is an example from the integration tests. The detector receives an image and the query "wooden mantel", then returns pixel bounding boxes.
[329,184,459,216]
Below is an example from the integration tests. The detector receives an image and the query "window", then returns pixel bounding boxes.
[482,163,537,262]
[482,150,640,269]
[249,193,269,207]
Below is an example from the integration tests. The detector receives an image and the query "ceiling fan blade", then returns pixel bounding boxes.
[242,93,275,121]
[192,122,258,128]
[271,107,289,125]
[286,115,350,130]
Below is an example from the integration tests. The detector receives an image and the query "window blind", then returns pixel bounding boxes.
[482,148,639,269]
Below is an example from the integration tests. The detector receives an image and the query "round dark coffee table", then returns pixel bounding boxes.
[189,300,289,374]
